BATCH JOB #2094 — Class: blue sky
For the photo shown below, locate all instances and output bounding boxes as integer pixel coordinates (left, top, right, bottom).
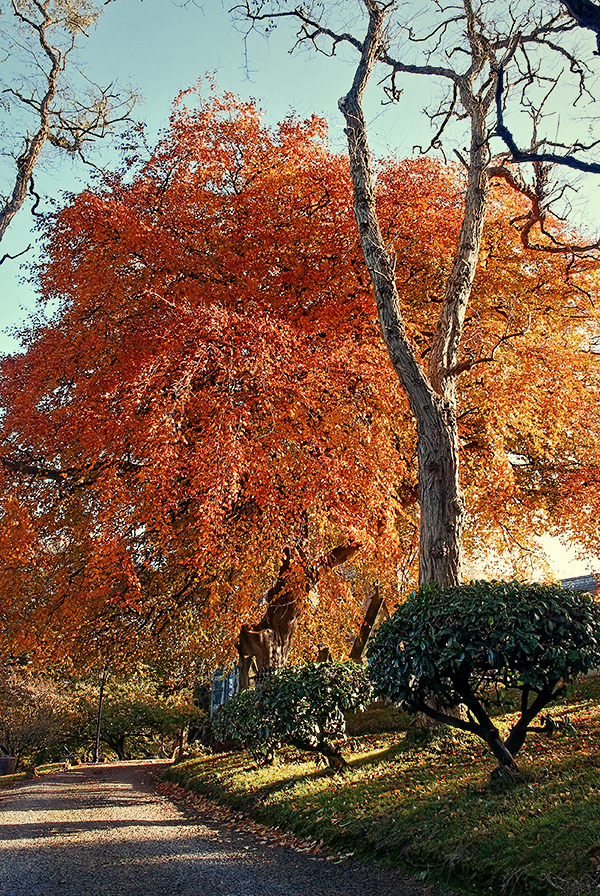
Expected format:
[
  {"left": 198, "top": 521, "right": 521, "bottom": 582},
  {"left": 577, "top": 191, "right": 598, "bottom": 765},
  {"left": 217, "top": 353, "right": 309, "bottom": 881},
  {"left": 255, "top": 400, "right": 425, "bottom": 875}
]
[{"left": 0, "top": 0, "right": 596, "bottom": 578}]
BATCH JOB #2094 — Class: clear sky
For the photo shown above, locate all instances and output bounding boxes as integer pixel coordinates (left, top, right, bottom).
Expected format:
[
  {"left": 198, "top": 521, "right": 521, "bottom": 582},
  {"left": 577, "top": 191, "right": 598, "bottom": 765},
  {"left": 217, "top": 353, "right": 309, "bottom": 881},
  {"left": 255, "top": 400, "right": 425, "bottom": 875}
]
[{"left": 0, "top": 0, "right": 597, "bottom": 579}]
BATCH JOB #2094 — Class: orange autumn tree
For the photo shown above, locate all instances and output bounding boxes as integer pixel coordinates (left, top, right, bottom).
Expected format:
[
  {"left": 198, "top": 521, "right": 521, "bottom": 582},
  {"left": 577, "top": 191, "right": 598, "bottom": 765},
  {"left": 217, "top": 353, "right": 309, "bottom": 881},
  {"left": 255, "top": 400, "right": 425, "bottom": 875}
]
[
  {"left": 1, "top": 86, "right": 599, "bottom": 670},
  {"left": 0, "top": 88, "right": 410, "bottom": 670}
]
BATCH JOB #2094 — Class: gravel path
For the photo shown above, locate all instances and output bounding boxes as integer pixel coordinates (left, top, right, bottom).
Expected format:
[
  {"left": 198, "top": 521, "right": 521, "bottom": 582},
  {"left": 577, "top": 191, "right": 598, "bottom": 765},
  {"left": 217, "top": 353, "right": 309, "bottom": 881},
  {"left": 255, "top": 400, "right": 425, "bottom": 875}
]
[{"left": 0, "top": 761, "right": 449, "bottom": 896}]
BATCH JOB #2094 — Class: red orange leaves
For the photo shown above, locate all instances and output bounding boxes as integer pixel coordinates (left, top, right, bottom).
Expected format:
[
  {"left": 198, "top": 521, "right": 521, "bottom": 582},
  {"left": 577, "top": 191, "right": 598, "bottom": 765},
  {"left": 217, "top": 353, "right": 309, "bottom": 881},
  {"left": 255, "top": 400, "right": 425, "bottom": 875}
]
[{"left": 0, "top": 86, "right": 599, "bottom": 666}]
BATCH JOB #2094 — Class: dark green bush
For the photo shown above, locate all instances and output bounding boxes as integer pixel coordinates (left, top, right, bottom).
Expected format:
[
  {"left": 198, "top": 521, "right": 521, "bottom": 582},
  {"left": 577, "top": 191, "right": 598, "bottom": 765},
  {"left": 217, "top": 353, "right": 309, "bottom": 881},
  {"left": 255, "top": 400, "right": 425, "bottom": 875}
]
[
  {"left": 368, "top": 580, "right": 600, "bottom": 773},
  {"left": 212, "top": 687, "right": 279, "bottom": 763},
  {"left": 212, "top": 660, "right": 372, "bottom": 767}
]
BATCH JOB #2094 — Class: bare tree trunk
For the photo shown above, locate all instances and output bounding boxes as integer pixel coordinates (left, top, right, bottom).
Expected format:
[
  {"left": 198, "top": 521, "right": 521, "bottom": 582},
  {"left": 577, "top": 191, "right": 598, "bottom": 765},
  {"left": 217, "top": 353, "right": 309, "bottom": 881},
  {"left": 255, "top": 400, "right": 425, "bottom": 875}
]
[
  {"left": 338, "top": 0, "right": 497, "bottom": 585},
  {"left": 338, "top": 2, "right": 467, "bottom": 586},
  {"left": 236, "top": 547, "right": 299, "bottom": 674},
  {"left": 239, "top": 1, "right": 510, "bottom": 586},
  {"left": 236, "top": 543, "right": 359, "bottom": 675},
  {"left": 0, "top": 5, "right": 60, "bottom": 246},
  {"left": 416, "top": 407, "right": 463, "bottom": 585}
]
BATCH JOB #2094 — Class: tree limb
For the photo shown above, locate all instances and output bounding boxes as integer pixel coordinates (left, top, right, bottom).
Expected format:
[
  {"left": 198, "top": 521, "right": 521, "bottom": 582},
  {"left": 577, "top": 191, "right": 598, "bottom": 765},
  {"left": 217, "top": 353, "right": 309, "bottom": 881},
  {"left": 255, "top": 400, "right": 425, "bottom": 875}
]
[
  {"left": 494, "top": 67, "right": 600, "bottom": 174},
  {"left": 561, "top": 0, "right": 600, "bottom": 53},
  {"left": 0, "top": 1, "right": 137, "bottom": 246},
  {"left": 0, "top": 244, "right": 32, "bottom": 267}
]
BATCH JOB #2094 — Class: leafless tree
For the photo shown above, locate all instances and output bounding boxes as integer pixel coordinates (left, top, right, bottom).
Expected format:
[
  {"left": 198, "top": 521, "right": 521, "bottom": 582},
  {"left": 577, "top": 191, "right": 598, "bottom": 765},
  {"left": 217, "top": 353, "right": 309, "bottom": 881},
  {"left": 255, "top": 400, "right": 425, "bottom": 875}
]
[
  {"left": 237, "top": 0, "right": 600, "bottom": 587},
  {"left": 0, "top": 0, "right": 137, "bottom": 255}
]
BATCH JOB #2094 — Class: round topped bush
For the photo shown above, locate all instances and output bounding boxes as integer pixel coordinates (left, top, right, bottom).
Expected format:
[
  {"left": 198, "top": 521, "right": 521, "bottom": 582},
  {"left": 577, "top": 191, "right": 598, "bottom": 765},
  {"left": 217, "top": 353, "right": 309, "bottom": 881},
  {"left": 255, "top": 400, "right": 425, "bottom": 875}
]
[{"left": 368, "top": 580, "right": 600, "bottom": 773}]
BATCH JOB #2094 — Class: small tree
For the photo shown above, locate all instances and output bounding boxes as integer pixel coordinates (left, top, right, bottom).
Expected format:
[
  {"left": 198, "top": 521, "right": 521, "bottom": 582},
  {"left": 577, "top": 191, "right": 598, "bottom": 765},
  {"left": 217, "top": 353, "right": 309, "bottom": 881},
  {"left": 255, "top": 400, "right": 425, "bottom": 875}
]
[
  {"left": 368, "top": 581, "right": 600, "bottom": 774},
  {"left": 0, "top": 673, "right": 75, "bottom": 768},
  {"left": 74, "top": 676, "right": 203, "bottom": 760},
  {"left": 213, "top": 660, "right": 372, "bottom": 768}
]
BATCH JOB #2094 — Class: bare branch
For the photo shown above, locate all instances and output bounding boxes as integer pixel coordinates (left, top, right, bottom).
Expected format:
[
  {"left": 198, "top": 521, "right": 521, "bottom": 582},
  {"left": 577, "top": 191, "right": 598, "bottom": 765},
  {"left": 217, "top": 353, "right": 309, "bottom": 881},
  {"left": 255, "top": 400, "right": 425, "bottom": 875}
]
[
  {"left": 494, "top": 67, "right": 600, "bottom": 174},
  {"left": 1, "top": 456, "right": 67, "bottom": 485},
  {"left": 413, "top": 81, "right": 458, "bottom": 155},
  {"left": 0, "top": 1, "right": 62, "bottom": 244},
  {"left": 0, "top": 1, "right": 137, "bottom": 247},
  {"left": 490, "top": 160, "right": 600, "bottom": 254},
  {"left": 0, "top": 244, "right": 31, "bottom": 267},
  {"left": 561, "top": 0, "right": 600, "bottom": 53},
  {"left": 448, "top": 324, "right": 532, "bottom": 377},
  {"left": 235, "top": 1, "right": 364, "bottom": 55},
  {"left": 29, "top": 175, "right": 42, "bottom": 216}
]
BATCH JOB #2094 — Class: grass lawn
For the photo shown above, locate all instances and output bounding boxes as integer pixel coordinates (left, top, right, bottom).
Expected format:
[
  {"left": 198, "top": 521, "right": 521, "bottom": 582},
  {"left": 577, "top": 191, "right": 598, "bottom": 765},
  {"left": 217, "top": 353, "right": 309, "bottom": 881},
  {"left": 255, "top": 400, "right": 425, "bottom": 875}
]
[
  {"left": 166, "top": 678, "right": 600, "bottom": 896},
  {"left": 0, "top": 762, "right": 65, "bottom": 789}
]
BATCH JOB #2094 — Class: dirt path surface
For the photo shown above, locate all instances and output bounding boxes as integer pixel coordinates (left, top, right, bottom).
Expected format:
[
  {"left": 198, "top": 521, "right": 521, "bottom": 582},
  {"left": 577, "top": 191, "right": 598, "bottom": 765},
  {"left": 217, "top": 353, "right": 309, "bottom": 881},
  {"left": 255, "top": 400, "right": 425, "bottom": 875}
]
[{"left": 0, "top": 761, "right": 447, "bottom": 896}]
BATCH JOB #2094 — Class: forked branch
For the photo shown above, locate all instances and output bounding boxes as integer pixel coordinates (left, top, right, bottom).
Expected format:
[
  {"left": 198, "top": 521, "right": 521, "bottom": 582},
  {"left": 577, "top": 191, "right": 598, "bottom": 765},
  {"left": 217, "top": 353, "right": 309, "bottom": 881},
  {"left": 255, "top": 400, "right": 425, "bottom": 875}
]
[
  {"left": 494, "top": 67, "right": 600, "bottom": 175},
  {"left": 0, "top": 0, "right": 137, "bottom": 246},
  {"left": 490, "top": 161, "right": 600, "bottom": 254}
]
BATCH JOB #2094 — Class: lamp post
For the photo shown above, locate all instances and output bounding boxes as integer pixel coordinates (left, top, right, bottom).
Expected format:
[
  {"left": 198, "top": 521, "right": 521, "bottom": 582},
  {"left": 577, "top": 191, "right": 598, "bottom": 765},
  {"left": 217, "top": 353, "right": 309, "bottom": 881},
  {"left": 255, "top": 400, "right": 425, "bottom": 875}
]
[{"left": 93, "top": 665, "right": 108, "bottom": 763}]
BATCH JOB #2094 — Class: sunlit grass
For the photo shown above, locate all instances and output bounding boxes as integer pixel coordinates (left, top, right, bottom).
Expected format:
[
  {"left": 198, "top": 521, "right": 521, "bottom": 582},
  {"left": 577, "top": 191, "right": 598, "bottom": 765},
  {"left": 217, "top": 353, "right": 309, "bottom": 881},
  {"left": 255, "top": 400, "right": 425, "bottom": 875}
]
[
  {"left": 168, "top": 678, "right": 600, "bottom": 895},
  {"left": 0, "top": 761, "right": 66, "bottom": 789},
  {"left": 0, "top": 772, "right": 25, "bottom": 789}
]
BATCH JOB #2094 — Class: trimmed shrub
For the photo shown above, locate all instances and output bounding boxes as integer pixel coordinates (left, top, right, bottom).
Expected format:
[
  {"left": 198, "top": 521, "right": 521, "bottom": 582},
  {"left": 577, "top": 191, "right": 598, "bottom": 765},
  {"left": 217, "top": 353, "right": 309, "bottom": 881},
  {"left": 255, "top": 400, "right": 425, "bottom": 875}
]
[
  {"left": 368, "top": 580, "right": 600, "bottom": 773},
  {"left": 213, "top": 660, "right": 372, "bottom": 767}
]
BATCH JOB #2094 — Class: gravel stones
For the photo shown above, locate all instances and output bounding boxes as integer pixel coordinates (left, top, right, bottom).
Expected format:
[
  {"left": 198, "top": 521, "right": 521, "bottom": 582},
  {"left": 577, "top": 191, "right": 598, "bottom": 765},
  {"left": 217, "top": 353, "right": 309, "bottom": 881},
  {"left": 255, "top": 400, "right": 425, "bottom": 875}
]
[{"left": 0, "top": 761, "right": 448, "bottom": 896}]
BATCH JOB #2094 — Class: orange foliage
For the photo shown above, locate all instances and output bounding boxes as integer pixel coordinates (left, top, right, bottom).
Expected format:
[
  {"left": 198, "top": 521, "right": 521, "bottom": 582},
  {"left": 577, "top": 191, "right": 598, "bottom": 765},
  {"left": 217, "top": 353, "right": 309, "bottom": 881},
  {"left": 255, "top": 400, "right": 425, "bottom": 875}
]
[{"left": 0, "top": 85, "right": 599, "bottom": 668}]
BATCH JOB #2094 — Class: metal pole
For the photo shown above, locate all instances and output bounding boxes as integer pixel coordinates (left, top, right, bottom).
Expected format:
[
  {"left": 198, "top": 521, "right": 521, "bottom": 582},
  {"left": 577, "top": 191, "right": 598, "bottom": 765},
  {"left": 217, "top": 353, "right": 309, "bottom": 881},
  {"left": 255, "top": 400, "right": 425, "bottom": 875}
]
[{"left": 93, "top": 665, "right": 108, "bottom": 763}]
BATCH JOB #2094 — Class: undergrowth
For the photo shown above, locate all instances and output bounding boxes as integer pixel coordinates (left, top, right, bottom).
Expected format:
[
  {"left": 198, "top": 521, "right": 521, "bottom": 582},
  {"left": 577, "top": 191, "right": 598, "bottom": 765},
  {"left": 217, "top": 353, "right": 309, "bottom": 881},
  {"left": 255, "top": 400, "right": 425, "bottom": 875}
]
[{"left": 166, "top": 677, "right": 600, "bottom": 895}]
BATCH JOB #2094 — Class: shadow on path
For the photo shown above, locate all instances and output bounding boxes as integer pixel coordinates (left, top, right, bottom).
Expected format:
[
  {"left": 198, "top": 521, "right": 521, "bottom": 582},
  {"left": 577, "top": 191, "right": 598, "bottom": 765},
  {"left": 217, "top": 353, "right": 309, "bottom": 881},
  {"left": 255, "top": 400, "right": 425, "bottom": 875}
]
[{"left": 0, "top": 760, "right": 450, "bottom": 896}]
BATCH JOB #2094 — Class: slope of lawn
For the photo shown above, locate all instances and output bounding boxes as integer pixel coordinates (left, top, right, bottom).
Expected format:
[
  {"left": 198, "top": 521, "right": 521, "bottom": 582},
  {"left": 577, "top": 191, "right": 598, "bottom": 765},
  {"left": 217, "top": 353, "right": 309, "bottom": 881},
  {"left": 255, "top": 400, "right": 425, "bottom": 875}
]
[
  {"left": 0, "top": 762, "right": 66, "bottom": 789},
  {"left": 166, "top": 678, "right": 600, "bottom": 896}
]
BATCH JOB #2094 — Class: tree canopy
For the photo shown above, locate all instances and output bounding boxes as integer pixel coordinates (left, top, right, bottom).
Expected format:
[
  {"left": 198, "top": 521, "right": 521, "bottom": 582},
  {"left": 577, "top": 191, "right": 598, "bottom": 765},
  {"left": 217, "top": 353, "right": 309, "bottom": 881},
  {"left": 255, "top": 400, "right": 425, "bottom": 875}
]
[{"left": 1, "top": 86, "right": 599, "bottom": 669}]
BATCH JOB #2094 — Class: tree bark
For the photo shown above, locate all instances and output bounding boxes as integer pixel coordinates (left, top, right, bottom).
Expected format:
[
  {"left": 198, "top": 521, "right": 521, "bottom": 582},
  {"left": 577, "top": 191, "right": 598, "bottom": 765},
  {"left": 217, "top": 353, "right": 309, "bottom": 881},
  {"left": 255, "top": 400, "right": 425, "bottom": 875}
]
[
  {"left": 288, "top": 736, "right": 347, "bottom": 769},
  {"left": 104, "top": 735, "right": 126, "bottom": 761},
  {"left": 337, "top": 0, "right": 498, "bottom": 585},
  {"left": 0, "top": 4, "right": 61, "bottom": 245},
  {"left": 452, "top": 676, "right": 523, "bottom": 772},
  {"left": 504, "top": 682, "right": 558, "bottom": 757},
  {"left": 337, "top": 1, "right": 468, "bottom": 586},
  {"left": 236, "top": 543, "right": 359, "bottom": 675},
  {"left": 349, "top": 583, "right": 389, "bottom": 661},
  {"left": 1, "top": 2, "right": 136, "bottom": 252},
  {"left": 485, "top": 728, "right": 520, "bottom": 773}
]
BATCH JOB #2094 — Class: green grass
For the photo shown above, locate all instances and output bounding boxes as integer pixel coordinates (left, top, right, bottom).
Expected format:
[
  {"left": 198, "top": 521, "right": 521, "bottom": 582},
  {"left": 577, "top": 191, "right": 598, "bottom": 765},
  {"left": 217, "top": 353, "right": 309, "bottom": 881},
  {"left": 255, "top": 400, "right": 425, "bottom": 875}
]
[
  {"left": 0, "top": 772, "right": 25, "bottom": 789},
  {"left": 166, "top": 678, "right": 600, "bottom": 896},
  {"left": 345, "top": 704, "right": 410, "bottom": 735}
]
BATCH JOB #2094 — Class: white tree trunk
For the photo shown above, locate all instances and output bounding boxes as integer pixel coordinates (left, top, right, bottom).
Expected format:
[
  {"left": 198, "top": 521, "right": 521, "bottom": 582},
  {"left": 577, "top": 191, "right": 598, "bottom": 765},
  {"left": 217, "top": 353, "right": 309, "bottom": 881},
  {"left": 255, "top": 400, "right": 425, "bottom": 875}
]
[{"left": 338, "top": 0, "right": 494, "bottom": 586}]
